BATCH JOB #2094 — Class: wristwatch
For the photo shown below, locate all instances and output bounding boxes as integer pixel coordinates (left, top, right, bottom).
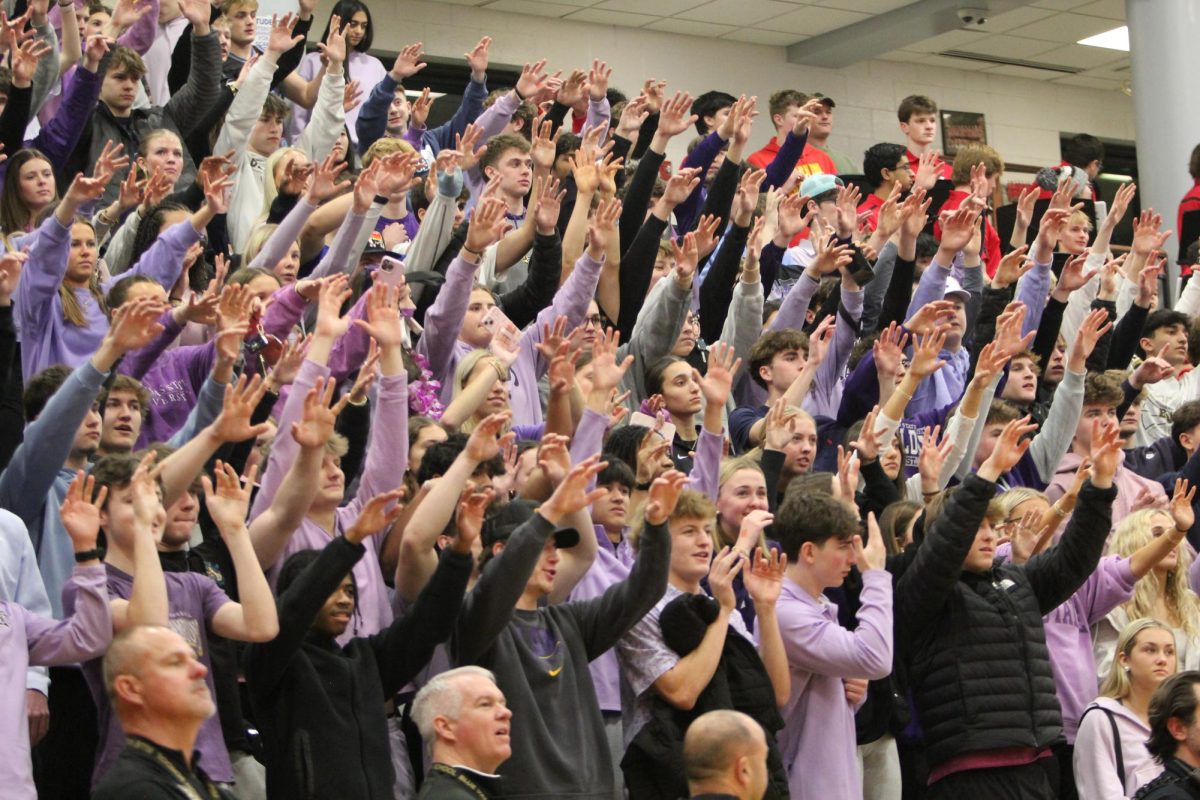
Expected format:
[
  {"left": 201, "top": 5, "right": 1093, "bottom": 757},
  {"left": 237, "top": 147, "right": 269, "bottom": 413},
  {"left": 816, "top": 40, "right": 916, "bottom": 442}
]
[{"left": 74, "top": 548, "right": 102, "bottom": 563}]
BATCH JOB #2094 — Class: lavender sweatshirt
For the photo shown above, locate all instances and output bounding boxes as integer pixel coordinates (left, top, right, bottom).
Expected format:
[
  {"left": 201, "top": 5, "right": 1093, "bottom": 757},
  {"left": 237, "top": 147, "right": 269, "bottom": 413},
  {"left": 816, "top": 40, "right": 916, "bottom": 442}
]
[
  {"left": 15, "top": 216, "right": 199, "bottom": 379},
  {"left": 250, "top": 358, "right": 407, "bottom": 643},
  {"left": 1, "top": 565, "right": 112, "bottom": 800}
]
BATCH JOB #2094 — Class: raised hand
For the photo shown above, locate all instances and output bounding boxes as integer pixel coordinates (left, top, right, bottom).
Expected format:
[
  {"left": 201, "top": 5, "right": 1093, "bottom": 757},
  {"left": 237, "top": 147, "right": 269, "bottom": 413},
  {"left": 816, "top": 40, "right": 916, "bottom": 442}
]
[
  {"left": 656, "top": 91, "right": 697, "bottom": 138},
  {"left": 1068, "top": 307, "right": 1112, "bottom": 370},
  {"left": 202, "top": 460, "right": 256, "bottom": 534},
  {"left": 978, "top": 416, "right": 1038, "bottom": 480},
  {"left": 10, "top": 36, "right": 51, "bottom": 87},
  {"left": 515, "top": 59, "right": 554, "bottom": 101},
  {"left": 873, "top": 322, "right": 908, "bottom": 381},
  {"left": 849, "top": 406, "right": 883, "bottom": 463},
  {"left": 732, "top": 167, "right": 766, "bottom": 224},
  {"left": 587, "top": 59, "right": 611, "bottom": 102},
  {"left": 763, "top": 398, "right": 798, "bottom": 453},
  {"left": 465, "top": 197, "right": 512, "bottom": 254},
  {"left": 345, "top": 487, "right": 407, "bottom": 544},
  {"left": 833, "top": 445, "right": 861, "bottom": 505},
  {"left": 540, "top": 455, "right": 609, "bottom": 523},
  {"left": 937, "top": 205, "right": 982, "bottom": 253},
  {"left": 464, "top": 35, "right": 491, "bottom": 81},
  {"left": 291, "top": 376, "right": 346, "bottom": 448},
  {"left": 392, "top": 41, "right": 426, "bottom": 80},
  {"left": 315, "top": 274, "right": 352, "bottom": 339},
  {"left": 465, "top": 411, "right": 515, "bottom": 463},
  {"left": 60, "top": 471, "right": 107, "bottom": 551},
  {"left": 914, "top": 150, "right": 944, "bottom": 191},
  {"left": 708, "top": 546, "right": 745, "bottom": 610},
  {"left": 917, "top": 425, "right": 954, "bottom": 490},
  {"left": 662, "top": 166, "right": 702, "bottom": 209},
  {"left": 318, "top": 14, "right": 348, "bottom": 66},
  {"left": 266, "top": 12, "right": 303, "bottom": 54},
  {"left": 696, "top": 341, "right": 742, "bottom": 408},
  {"left": 105, "top": 296, "right": 166, "bottom": 353},
  {"left": 854, "top": 512, "right": 886, "bottom": 571},
  {"left": 909, "top": 327, "right": 948, "bottom": 378},
  {"left": 353, "top": 284, "right": 404, "bottom": 349},
  {"left": 589, "top": 327, "right": 633, "bottom": 394},
  {"left": 211, "top": 375, "right": 272, "bottom": 443},
  {"left": 744, "top": 546, "right": 786, "bottom": 607},
  {"left": 1131, "top": 344, "right": 1174, "bottom": 389},
  {"left": 454, "top": 486, "right": 495, "bottom": 554},
  {"left": 672, "top": 231, "right": 701, "bottom": 286},
  {"left": 991, "top": 245, "right": 1032, "bottom": 289},
  {"left": 777, "top": 192, "right": 815, "bottom": 241},
  {"left": 587, "top": 197, "right": 622, "bottom": 256},
  {"left": 1170, "top": 478, "right": 1197, "bottom": 533},
  {"left": 1089, "top": 419, "right": 1122, "bottom": 488}
]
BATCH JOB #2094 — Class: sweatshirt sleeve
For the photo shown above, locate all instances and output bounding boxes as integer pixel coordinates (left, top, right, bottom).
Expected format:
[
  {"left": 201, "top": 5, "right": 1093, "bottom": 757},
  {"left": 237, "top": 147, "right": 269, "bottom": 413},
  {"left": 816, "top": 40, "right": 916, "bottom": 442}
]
[
  {"left": 769, "top": 271, "right": 820, "bottom": 332},
  {"left": 1028, "top": 367, "right": 1084, "bottom": 484},
  {"left": 214, "top": 50, "right": 274, "bottom": 158},
  {"left": 14, "top": 214, "right": 72, "bottom": 339},
  {"left": 778, "top": 569, "right": 893, "bottom": 680},
  {"left": 295, "top": 67, "right": 346, "bottom": 162},
  {"left": 415, "top": 255, "right": 475, "bottom": 388},
  {"left": 249, "top": 358, "right": 325, "bottom": 526},
  {"left": 1024, "top": 481, "right": 1117, "bottom": 614},
  {"left": 127, "top": 218, "right": 201, "bottom": 290},
  {"left": 163, "top": 30, "right": 221, "bottom": 139},
  {"left": 1016, "top": 255, "right": 1053, "bottom": 337},
  {"left": 569, "top": 517, "right": 671, "bottom": 661},
  {"left": 24, "top": 564, "right": 112, "bottom": 665},
  {"left": 351, "top": 373, "right": 408, "bottom": 508}
]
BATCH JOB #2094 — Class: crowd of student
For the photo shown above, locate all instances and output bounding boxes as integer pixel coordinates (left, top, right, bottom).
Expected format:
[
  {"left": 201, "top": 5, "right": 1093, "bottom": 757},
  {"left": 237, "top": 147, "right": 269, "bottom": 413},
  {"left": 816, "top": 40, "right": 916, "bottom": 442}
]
[{"left": 6, "top": 0, "right": 1200, "bottom": 798}]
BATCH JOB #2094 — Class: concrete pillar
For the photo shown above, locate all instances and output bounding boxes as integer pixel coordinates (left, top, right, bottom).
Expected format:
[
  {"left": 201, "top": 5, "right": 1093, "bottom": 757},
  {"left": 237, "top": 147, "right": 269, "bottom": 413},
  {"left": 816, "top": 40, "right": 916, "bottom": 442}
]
[{"left": 1127, "top": 0, "right": 1200, "bottom": 301}]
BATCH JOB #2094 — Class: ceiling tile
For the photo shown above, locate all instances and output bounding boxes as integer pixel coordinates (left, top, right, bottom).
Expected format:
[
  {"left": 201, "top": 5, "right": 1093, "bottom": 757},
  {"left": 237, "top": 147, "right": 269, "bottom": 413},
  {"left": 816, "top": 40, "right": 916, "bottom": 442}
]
[
  {"left": 643, "top": 17, "right": 738, "bottom": 37},
  {"left": 591, "top": 0, "right": 706, "bottom": 13},
  {"left": 964, "top": 33, "right": 1067, "bottom": 59},
  {"left": 562, "top": 7, "right": 657, "bottom": 25},
  {"left": 683, "top": 0, "right": 797, "bottom": 26},
  {"left": 812, "top": 0, "right": 915, "bottom": 11},
  {"left": 1028, "top": 42, "right": 1128, "bottom": 69},
  {"left": 721, "top": 28, "right": 805, "bottom": 46},
  {"left": 1071, "top": 0, "right": 1125, "bottom": 20},
  {"left": 974, "top": 6, "right": 1056, "bottom": 33},
  {"left": 1007, "top": 12, "right": 1122, "bottom": 43},
  {"left": 766, "top": 5, "right": 871, "bottom": 35},
  {"left": 480, "top": 0, "right": 578, "bottom": 14}
]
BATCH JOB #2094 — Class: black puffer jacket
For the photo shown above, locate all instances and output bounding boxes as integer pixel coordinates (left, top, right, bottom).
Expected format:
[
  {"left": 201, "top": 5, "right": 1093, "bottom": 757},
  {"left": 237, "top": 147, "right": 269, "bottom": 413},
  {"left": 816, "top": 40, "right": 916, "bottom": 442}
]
[{"left": 895, "top": 473, "right": 1115, "bottom": 772}]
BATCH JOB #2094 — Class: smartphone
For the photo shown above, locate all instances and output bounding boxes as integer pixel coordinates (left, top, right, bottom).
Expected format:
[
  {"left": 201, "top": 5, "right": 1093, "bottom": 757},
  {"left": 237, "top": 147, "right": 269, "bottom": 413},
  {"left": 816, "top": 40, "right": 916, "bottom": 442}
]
[
  {"left": 482, "top": 306, "right": 521, "bottom": 353},
  {"left": 630, "top": 411, "right": 676, "bottom": 446},
  {"left": 375, "top": 255, "right": 406, "bottom": 288}
]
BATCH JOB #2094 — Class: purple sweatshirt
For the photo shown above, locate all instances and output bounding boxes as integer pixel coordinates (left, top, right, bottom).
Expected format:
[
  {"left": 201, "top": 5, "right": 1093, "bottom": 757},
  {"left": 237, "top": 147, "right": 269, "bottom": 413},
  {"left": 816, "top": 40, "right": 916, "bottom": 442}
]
[
  {"left": 250, "top": 358, "right": 407, "bottom": 643},
  {"left": 16, "top": 216, "right": 199, "bottom": 379},
  {"left": 420, "top": 251, "right": 603, "bottom": 428},
  {"left": 776, "top": 569, "right": 893, "bottom": 800},
  {"left": 0, "top": 565, "right": 111, "bottom": 800}
]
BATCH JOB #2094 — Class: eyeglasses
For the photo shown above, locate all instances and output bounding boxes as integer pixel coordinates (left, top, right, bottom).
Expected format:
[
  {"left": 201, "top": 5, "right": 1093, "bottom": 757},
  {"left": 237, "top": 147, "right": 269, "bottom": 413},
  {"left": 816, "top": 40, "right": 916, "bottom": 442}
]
[{"left": 585, "top": 314, "right": 603, "bottom": 328}]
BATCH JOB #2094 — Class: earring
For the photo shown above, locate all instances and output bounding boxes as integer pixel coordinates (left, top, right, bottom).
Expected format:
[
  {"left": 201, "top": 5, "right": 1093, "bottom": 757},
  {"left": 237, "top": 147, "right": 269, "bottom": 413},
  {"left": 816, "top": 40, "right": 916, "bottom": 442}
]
[{"left": 1124, "top": 666, "right": 1131, "bottom": 673}]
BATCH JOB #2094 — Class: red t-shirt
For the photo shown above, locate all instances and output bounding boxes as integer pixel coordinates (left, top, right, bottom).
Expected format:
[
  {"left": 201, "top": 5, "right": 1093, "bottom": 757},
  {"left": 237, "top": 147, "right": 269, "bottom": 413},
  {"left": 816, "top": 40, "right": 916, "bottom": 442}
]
[
  {"left": 934, "top": 189, "right": 1002, "bottom": 279},
  {"left": 858, "top": 193, "right": 885, "bottom": 232}
]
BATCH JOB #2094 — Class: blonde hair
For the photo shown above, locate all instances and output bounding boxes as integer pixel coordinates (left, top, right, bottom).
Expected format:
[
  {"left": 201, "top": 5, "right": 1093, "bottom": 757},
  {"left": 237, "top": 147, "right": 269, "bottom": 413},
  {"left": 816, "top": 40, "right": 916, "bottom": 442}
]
[
  {"left": 1110, "top": 509, "right": 1200, "bottom": 637},
  {"left": 716, "top": 455, "right": 767, "bottom": 550},
  {"left": 59, "top": 219, "right": 105, "bottom": 327},
  {"left": 261, "top": 147, "right": 304, "bottom": 216},
  {"left": 452, "top": 349, "right": 508, "bottom": 433},
  {"left": 363, "top": 137, "right": 416, "bottom": 168},
  {"left": 241, "top": 223, "right": 277, "bottom": 267},
  {"left": 1099, "top": 617, "right": 1175, "bottom": 699},
  {"left": 629, "top": 488, "right": 716, "bottom": 552},
  {"left": 995, "top": 487, "right": 1049, "bottom": 519},
  {"left": 1067, "top": 208, "right": 1093, "bottom": 231}
]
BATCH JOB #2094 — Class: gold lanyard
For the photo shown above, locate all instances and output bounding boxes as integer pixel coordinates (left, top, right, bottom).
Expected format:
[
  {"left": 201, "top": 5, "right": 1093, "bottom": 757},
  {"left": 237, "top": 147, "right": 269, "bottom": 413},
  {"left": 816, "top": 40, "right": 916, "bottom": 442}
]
[
  {"left": 431, "top": 763, "right": 491, "bottom": 800},
  {"left": 126, "top": 738, "right": 221, "bottom": 800}
]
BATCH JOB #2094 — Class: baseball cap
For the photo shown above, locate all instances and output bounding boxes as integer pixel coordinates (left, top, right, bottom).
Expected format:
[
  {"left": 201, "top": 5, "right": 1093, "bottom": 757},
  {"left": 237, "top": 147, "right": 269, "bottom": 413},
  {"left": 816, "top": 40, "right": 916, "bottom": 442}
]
[
  {"left": 799, "top": 173, "right": 844, "bottom": 200},
  {"left": 482, "top": 499, "right": 580, "bottom": 549},
  {"left": 810, "top": 92, "right": 836, "bottom": 108},
  {"left": 943, "top": 276, "right": 970, "bottom": 303}
]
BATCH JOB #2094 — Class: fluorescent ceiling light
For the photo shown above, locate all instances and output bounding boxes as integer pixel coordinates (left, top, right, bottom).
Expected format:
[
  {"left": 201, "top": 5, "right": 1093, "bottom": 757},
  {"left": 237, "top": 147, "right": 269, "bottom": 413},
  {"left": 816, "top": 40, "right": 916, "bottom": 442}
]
[{"left": 1078, "top": 25, "right": 1129, "bottom": 51}]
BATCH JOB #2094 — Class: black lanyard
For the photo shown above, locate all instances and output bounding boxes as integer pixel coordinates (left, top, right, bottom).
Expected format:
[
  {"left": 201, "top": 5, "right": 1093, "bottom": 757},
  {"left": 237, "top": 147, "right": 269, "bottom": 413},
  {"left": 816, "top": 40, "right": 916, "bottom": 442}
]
[
  {"left": 126, "top": 738, "right": 221, "bottom": 800},
  {"left": 431, "top": 763, "right": 491, "bottom": 800}
]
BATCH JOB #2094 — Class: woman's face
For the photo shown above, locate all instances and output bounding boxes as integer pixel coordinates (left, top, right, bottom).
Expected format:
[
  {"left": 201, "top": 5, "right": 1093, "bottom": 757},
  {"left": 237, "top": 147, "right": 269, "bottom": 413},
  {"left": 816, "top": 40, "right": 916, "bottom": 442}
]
[
  {"left": 345, "top": 10, "right": 369, "bottom": 48},
  {"left": 408, "top": 425, "right": 447, "bottom": 477},
  {"left": 461, "top": 289, "right": 497, "bottom": 349},
  {"left": 18, "top": 158, "right": 55, "bottom": 211},
  {"left": 1059, "top": 220, "right": 1091, "bottom": 255},
  {"left": 880, "top": 434, "right": 902, "bottom": 480},
  {"left": 672, "top": 312, "right": 700, "bottom": 357},
  {"left": 649, "top": 253, "right": 674, "bottom": 294},
  {"left": 244, "top": 274, "right": 283, "bottom": 307},
  {"left": 331, "top": 129, "right": 349, "bottom": 163},
  {"left": 513, "top": 448, "right": 540, "bottom": 494},
  {"left": 272, "top": 242, "right": 303, "bottom": 284},
  {"left": 1120, "top": 627, "right": 1177, "bottom": 692},
  {"left": 659, "top": 361, "right": 701, "bottom": 418},
  {"left": 467, "top": 359, "right": 509, "bottom": 417},
  {"left": 141, "top": 132, "right": 184, "bottom": 183},
  {"left": 121, "top": 281, "right": 168, "bottom": 309},
  {"left": 716, "top": 468, "right": 769, "bottom": 543},
  {"left": 65, "top": 222, "right": 98, "bottom": 285}
]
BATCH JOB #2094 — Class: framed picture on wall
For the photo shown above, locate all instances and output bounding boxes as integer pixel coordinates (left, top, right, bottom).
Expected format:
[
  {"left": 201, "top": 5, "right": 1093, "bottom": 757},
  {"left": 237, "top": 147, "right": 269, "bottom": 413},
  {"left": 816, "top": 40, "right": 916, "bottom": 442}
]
[{"left": 941, "top": 110, "right": 987, "bottom": 158}]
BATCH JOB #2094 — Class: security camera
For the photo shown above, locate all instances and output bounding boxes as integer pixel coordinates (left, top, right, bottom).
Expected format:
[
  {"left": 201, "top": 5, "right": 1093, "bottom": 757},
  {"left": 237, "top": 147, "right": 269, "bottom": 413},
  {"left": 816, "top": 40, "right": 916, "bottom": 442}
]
[{"left": 957, "top": 7, "right": 988, "bottom": 25}]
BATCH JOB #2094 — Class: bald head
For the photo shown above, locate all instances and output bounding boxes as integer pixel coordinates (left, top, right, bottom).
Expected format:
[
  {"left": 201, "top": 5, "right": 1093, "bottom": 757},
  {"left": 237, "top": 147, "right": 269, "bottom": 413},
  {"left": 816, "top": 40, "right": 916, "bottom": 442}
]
[
  {"left": 103, "top": 625, "right": 167, "bottom": 701},
  {"left": 684, "top": 710, "right": 769, "bottom": 799},
  {"left": 102, "top": 624, "right": 214, "bottom": 725}
]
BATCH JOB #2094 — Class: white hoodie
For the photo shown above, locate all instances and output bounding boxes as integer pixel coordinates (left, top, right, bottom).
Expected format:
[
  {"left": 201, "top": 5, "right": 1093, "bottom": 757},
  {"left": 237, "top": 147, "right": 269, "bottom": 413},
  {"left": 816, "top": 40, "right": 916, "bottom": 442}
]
[{"left": 1073, "top": 695, "right": 1164, "bottom": 799}]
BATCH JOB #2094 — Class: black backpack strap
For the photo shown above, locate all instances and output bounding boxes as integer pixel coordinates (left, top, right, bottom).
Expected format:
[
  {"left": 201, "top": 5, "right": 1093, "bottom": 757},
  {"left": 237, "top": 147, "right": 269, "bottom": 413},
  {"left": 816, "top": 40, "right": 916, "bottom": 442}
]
[{"left": 1081, "top": 704, "right": 1125, "bottom": 788}]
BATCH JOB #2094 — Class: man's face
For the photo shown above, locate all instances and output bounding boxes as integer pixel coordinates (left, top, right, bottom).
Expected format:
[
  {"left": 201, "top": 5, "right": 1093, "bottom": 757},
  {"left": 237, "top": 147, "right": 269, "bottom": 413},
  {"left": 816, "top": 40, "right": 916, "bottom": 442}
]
[
  {"left": 973, "top": 422, "right": 1006, "bottom": 469},
  {"left": 161, "top": 490, "right": 200, "bottom": 550},
  {"left": 1060, "top": 220, "right": 1091, "bottom": 255},
  {"left": 900, "top": 112, "right": 938, "bottom": 147},
  {"left": 101, "top": 389, "right": 144, "bottom": 453},
  {"left": 316, "top": 453, "right": 345, "bottom": 508},
  {"left": 248, "top": 115, "right": 284, "bottom": 157},
  {"left": 229, "top": 5, "right": 257, "bottom": 46},
  {"left": 804, "top": 536, "right": 856, "bottom": 590},
  {"left": 591, "top": 482, "right": 630, "bottom": 534},
  {"left": 963, "top": 519, "right": 997, "bottom": 572},
  {"left": 773, "top": 104, "right": 802, "bottom": 135},
  {"left": 649, "top": 253, "right": 675, "bottom": 294},
  {"left": 100, "top": 480, "right": 166, "bottom": 551},
  {"left": 445, "top": 674, "right": 512, "bottom": 769},
  {"left": 523, "top": 539, "right": 561, "bottom": 598},
  {"left": 1045, "top": 341, "right": 1066, "bottom": 384},
  {"left": 1074, "top": 403, "right": 1118, "bottom": 452},
  {"left": 72, "top": 401, "right": 103, "bottom": 457},
  {"left": 704, "top": 106, "right": 731, "bottom": 134},
  {"left": 1120, "top": 400, "right": 1142, "bottom": 442},
  {"left": 943, "top": 297, "right": 967, "bottom": 349},
  {"left": 581, "top": 300, "right": 601, "bottom": 351},
  {"left": 1000, "top": 357, "right": 1038, "bottom": 405},
  {"left": 782, "top": 417, "right": 817, "bottom": 476},
  {"left": 483, "top": 148, "right": 533, "bottom": 200},
  {"left": 461, "top": 289, "right": 497, "bottom": 349},
  {"left": 213, "top": 25, "right": 231, "bottom": 61},
  {"left": 761, "top": 348, "right": 805, "bottom": 393},
  {"left": 410, "top": 426, "right": 448, "bottom": 477},
  {"left": 86, "top": 10, "right": 110, "bottom": 37},
  {"left": 388, "top": 92, "right": 410, "bottom": 134},
  {"left": 121, "top": 628, "right": 215, "bottom": 722},
  {"left": 669, "top": 516, "right": 714, "bottom": 585},
  {"left": 101, "top": 69, "right": 141, "bottom": 114},
  {"left": 1143, "top": 323, "right": 1190, "bottom": 368},
  {"left": 315, "top": 574, "right": 356, "bottom": 637},
  {"left": 810, "top": 103, "right": 833, "bottom": 138}
]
